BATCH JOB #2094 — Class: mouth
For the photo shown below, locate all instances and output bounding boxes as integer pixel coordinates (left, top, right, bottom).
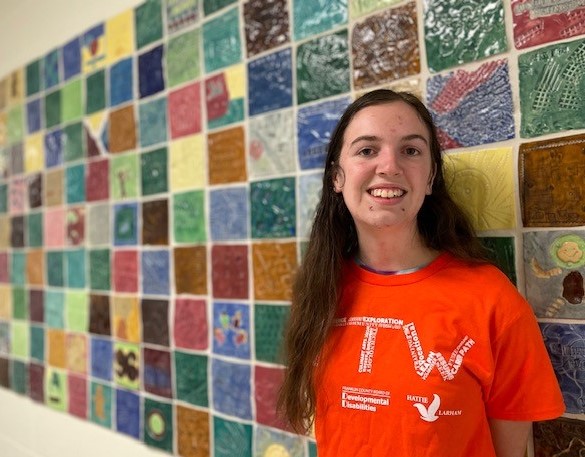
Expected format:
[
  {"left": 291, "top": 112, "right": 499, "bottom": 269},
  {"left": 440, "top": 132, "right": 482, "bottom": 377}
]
[{"left": 369, "top": 187, "right": 406, "bottom": 199}]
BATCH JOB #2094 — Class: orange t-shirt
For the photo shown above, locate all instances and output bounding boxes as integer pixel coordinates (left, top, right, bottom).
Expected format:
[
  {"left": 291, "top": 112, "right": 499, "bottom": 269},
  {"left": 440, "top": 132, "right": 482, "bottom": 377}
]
[{"left": 315, "top": 253, "right": 565, "bottom": 457}]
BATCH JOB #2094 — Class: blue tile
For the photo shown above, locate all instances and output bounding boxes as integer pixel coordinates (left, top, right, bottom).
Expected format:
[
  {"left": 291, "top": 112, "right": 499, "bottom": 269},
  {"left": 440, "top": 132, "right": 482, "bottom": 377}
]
[
  {"left": 45, "top": 129, "right": 63, "bottom": 168},
  {"left": 91, "top": 337, "right": 113, "bottom": 381},
  {"left": 248, "top": 48, "right": 293, "bottom": 116},
  {"left": 114, "top": 203, "right": 139, "bottom": 246},
  {"left": 138, "top": 46, "right": 165, "bottom": 98},
  {"left": 116, "top": 389, "right": 140, "bottom": 439},
  {"left": 139, "top": 97, "right": 168, "bottom": 147},
  {"left": 44, "top": 49, "right": 60, "bottom": 89},
  {"left": 212, "top": 358, "right": 252, "bottom": 419},
  {"left": 110, "top": 58, "right": 134, "bottom": 107},
  {"left": 212, "top": 301, "right": 251, "bottom": 359},
  {"left": 26, "top": 99, "right": 42, "bottom": 134},
  {"left": 62, "top": 37, "right": 81, "bottom": 81},
  {"left": 210, "top": 187, "right": 248, "bottom": 240},
  {"left": 66, "top": 164, "right": 86, "bottom": 204},
  {"left": 141, "top": 250, "right": 170, "bottom": 296}
]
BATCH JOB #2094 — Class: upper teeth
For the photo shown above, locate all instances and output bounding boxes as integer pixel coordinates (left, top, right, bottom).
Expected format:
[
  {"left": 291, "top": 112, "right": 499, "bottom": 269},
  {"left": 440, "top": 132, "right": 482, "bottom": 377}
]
[{"left": 371, "top": 188, "right": 404, "bottom": 198}]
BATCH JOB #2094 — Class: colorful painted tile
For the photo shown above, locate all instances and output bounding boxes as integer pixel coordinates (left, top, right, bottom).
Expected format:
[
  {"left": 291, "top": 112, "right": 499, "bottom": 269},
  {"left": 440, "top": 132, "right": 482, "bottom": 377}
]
[
  {"left": 298, "top": 172, "right": 322, "bottom": 238},
  {"left": 353, "top": 3, "right": 419, "bottom": 89},
  {"left": 9, "top": 144, "right": 24, "bottom": 177},
  {"left": 139, "top": 97, "right": 167, "bottom": 147},
  {"left": 44, "top": 89, "right": 61, "bottom": 129},
  {"left": 169, "top": 135, "right": 206, "bottom": 191},
  {"left": 114, "top": 203, "right": 138, "bottom": 246},
  {"left": 167, "top": 0, "right": 200, "bottom": 34},
  {"left": 174, "top": 298, "right": 208, "bottom": 350},
  {"left": 167, "top": 28, "right": 201, "bottom": 88},
  {"left": 177, "top": 406, "right": 209, "bottom": 457},
  {"left": 427, "top": 60, "right": 514, "bottom": 149},
  {"left": 203, "top": 6, "right": 241, "bottom": 73},
  {"left": 90, "top": 381, "right": 112, "bottom": 428},
  {"left": 81, "top": 25, "right": 106, "bottom": 73},
  {"left": 66, "top": 333, "right": 87, "bottom": 374},
  {"left": 66, "top": 164, "right": 86, "bottom": 204},
  {"left": 519, "top": 133, "right": 585, "bottom": 226},
  {"left": 68, "top": 374, "right": 87, "bottom": 419},
  {"left": 533, "top": 417, "right": 585, "bottom": 457},
  {"left": 25, "top": 134, "right": 44, "bottom": 173},
  {"left": 205, "top": 65, "right": 245, "bottom": 130},
  {"left": 213, "top": 301, "right": 250, "bottom": 359},
  {"left": 0, "top": 253, "right": 8, "bottom": 282},
  {"left": 248, "top": 48, "right": 293, "bottom": 116},
  {"left": 512, "top": 1, "right": 585, "bottom": 50},
  {"left": 112, "top": 296, "right": 141, "bottom": 343},
  {"left": 28, "top": 362, "right": 44, "bottom": 401},
  {"left": 109, "top": 105, "right": 137, "bottom": 153},
  {"left": 168, "top": 82, "right": 202, "bottom": 139},
  {"left": 46, "top": 251, "right": 64, "bottom": 287},
  {"left": 210, "top": 187, "right": 248, "bottom": 241},
  {"left": 26, "top": 249, "right": 44, "bottom": 285},
  {"left": 297, "top": 96, "right": 350, "bottom": 170},
  {"left": 109, "top": 58, "right": 133, "bottom": 107},
  {"left": 141, "top": 147, "right": 168, "bottom": 195},
  {"left": 173, "top": 190, "right": 206, "bottom": 243},
  {"left": 143, "top": 348, "right": 172, "bottom": 397},
  {"left": 144, "top": 397, "right": 173, "bottom": 452},
  {"left": 0, "top": 185, "right": 5, "bottom": 214},
  {"left": 213, "top": 416, "right": 252, "bottom": 457},
  {"left": 90, "top": 337, "right": 113, "bottom": 381},
  {"left": 141, "top": 298, "right": 169, "bottom": 346},
  {"left": 105, "top": 10, "right": 134, "bottom": 64},
  {"left": 0, "top": 357, "right": 8, "bottom": 388},
  {"left": 30, "top": 324, "right": 44, "bottom": 361},
  {"left": 255, "top": 366, "right": 289, "bottom": 430},
  {"left": 174, "top": 246, "right": 207, "bottom": 295},
  {"left": 47, "top": 329, "right": 66, "bottom": 369},
  {"left": 28, "top": 173, "right": 43, "bottom": 208},
  {"left": 138, "top": 45, "right": 165, "bottom": 98},
  {"left": 113, "top": 250, "right": 139, "bottom": 293},
  {"left": 174, "top": 351, "right": 208, "bottom": 407},
  {"left": 86, "top": 158, "right": 109, "bottom": 201},
  {"left": 11, "top": 321, "right": 29, "bottom": 360},
  {"left": 62, "top": 122, "right": 85, "bottom": 162},
  {"left": 479, "top": 236, "right": 516, "bottom": 284},
  {"left": 89, "top": 294, "right": 111, "bottom": 336},
  {"left": 135, "top": 0, "right": 163, "bottom": 49},
  {"left": 253, "top": 241, "right": 297, "bottom": 301},
  {"left": 65, "top": 291, "right": 89, "bottom": 332},
  {"left": 26, "top": 59, "right": 42, "bottom": 96},
  {"left": 203, "top": 0, "right": 236, "bottom": 15},
  {"left": 250, "top": 177, "right": 296, "bottom": 238},
  {"left": 208, "top": 126, "right": 246, "bottom": 184},
  {"left": 142, "top": 199, "right": 169, "bottom": 245},
  {"left": 254, "top": 425, "right": 304, "bottom": 456},
  {"left": 211, "top": 245, "right": 248, "bottom": 299},
  {"left": 26, "top": 98, "right": 42, "bottom": 133},
  {"left": 293, "top": 0, "right": 347, "bottom": 40},
  {"left": 6, "top": 69, "right": 24, "bottom": 106},
  {"left": 0, "top": 321, "right": 9, "bottom": 353},
  {"left": 85, "top": 70, "right": 106, "bottom": 115},
  {"left": 7, "top": 105, "right": 24, "bottom": 145},
  {"left": 44, "top": 49, "right": 60, "bottom": 89},
  {"left": 443, "top": 148, "right": 516, "bottom": 231},
  {"left": 45, "top": 291, "right": 65, "bottom": 329},
  {"left": 46, "top": 368, "right": 68, "bottom": 412},
  {"left": 89, "top": 249, "right": 110, "bottom": 292},
  {"left": 540, "top": 322, "right": 585, "bottom": 414},
  {"left": 62, "top": 37, "right": 81, "bottom": 80},
  {"left": 142, "top": 250, "right": 170, "bottom": 296},
  {"left": 116, "top": 388, "right": 140, "bottom": 439},
  {"left": 60, "top": 77, "right": 82, "bottom": 122},
  {"left": 110, "top": 153, "right": 139, "bottom": 200},
  {"left": 211, "top": 358, "right": 252, "bottom": 419},
  {"left": 425, "top": 0, "right": 507, "bottom": 72},
  {"left": 44, "top": 129, "right": 63, "bottom": 169},
  {"left": 248, "top": 109, "right": 295, "bottom": 178},
  {"left": 524, "top": 230, "right": 585, "bottom": 319},
  {"left": 114, "top": 341, "right": 140, "bottom": 390},
  {"left": 66, "top": 249, "right": 86, "bottom": 288},
  {"left": 44, "top": 208, "right": 65, "bottom": 248},
  {"left": 244, "top": 0, "right": 289, "bottom": 57},
  {"left": 87, "top": 203, "right": 111, "bottom": 246}
]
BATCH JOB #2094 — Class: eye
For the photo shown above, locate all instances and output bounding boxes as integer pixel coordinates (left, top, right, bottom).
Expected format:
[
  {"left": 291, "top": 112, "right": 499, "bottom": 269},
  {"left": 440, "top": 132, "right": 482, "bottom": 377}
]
[
  {"left": 404, "top": 147, "right": 420, "bottom": 156},
  {"left": 358, "top": 147, "right": 375, "bottom": 157}
]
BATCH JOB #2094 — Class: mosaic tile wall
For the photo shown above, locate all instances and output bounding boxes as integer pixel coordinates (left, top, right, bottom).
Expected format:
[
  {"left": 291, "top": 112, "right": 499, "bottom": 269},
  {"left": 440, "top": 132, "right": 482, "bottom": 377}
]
[{"left": 0, "top": 0, "right": 584, "bottom": 455}]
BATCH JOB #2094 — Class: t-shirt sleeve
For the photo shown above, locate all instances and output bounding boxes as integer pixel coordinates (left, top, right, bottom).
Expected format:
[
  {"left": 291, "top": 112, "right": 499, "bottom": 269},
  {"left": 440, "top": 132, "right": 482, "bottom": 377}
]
[{"left": 485, "top": 298, "right": 565, "bottom": 421}]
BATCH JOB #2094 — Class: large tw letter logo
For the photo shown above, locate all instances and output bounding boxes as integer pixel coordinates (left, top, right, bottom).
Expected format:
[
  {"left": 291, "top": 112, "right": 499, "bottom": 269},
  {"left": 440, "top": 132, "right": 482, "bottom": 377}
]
[{"left": 403, "top": 322, "right": 475, "bottom": 381}]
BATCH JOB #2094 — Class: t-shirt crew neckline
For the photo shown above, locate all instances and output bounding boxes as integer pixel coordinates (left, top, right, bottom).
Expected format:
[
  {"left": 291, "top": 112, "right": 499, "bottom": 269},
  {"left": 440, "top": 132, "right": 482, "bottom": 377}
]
[{"left": 349, "top": 251, "right": 454, "bottom": 286}]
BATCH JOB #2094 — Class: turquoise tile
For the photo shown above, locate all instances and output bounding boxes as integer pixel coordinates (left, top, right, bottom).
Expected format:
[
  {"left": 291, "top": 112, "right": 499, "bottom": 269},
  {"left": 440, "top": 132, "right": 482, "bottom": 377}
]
[{"left": 203, "top": 7, "right": 241, "bottom": 73}]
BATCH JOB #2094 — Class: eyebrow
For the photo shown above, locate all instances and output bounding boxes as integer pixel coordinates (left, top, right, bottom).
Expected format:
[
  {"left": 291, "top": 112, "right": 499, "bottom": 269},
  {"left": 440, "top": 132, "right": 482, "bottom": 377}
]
[{"left": 349, "top": 133, "right": 429, "bottom": 146}]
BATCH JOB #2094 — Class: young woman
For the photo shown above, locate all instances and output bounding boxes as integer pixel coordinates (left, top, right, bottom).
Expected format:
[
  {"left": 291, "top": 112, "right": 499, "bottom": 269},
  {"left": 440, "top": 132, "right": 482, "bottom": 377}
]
[{"left": 279, "top": 89, "right": 564, "bottom": 456}]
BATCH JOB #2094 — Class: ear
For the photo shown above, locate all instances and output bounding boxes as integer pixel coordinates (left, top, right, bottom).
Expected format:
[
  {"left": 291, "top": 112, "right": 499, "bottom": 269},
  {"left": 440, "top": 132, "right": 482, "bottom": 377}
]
[
  {"left": 426, "top": 168, "right": 436, "bottom": 195},
  {"left": 333, "top": 167, "right": 344, "bottom": 193}
]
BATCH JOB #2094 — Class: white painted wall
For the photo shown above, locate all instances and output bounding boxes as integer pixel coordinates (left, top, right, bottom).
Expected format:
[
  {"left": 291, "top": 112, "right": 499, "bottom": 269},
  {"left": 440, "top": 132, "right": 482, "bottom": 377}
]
[{"left": 0, "top": 2, "right": 166, "bottom": 455}]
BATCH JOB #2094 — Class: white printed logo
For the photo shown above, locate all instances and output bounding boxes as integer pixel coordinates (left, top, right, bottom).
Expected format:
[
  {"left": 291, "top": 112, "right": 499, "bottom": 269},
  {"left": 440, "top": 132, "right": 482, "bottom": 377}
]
[{"left": 413, "top": 394, "right": 440, "bottom": 422}]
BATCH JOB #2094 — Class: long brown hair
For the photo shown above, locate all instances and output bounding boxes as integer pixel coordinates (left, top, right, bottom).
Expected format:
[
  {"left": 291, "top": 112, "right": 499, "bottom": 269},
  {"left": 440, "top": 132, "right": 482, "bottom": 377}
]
[{"left": 278, "top": 89, "right": 488, "bottom": 433}]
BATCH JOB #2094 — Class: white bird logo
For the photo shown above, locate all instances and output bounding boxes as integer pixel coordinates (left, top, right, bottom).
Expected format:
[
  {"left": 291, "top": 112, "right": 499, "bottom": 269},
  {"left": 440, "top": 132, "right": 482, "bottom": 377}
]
[{"left": 413, "top": 394, "right": 440, "bottom": 422}]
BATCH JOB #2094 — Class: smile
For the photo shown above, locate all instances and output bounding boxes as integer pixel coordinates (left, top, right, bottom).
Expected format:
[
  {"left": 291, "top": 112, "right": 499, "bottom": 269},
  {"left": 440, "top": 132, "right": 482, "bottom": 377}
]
[{"left": 369, "top": 188, "right": 405, "bottom": 198}]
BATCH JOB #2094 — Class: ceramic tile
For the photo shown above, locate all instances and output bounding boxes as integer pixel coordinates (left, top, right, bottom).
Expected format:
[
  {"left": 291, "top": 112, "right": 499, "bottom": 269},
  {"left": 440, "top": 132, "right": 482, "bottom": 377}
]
[
  {"left": 6, "top": 69, "right": 24, "bottom": 106},
  {"left": 44, "top": 129, "right": 63, "bottom": 169},
  {"left": 115, "top": 389, "right": 140, "bottom": 439},
  {"left": 9, "top": 144, "right": 24, "bottom": 177},
  {"left": 86, "top": 158, "right": 109, "bottom": 201},
  {"left": 62, "top": 122, "right": 85, "bottom": 162},
  {"left": 66, "top": 249, "right": 86, "bottom": 288},
  {"left": 141, "top": 298, "right": 169, "bottom": 346},
  {"left": 296, "top": 30, "right": 350, "bottom": 104},
  {"left": 254, "top": 425, "right": 304, "bottom": 456},
  {"left": 174, "top": 351, "right": 209, "bottom": 406},
  {"left": 105, "top": 10, "right": 134, "bottom": 65},
  {"left": 294, "top": 0, "right": 347, "bottom": 40},
  {"left": 89, "top": 249, "right": 110, "bottom": 291},
  {"left": 0, "top": 185, "right": 5, "bottom": 214},
  {"left": 167, "top": 28, "right": 201, "bottom": 88},
  {"left": 427, "top": 60, "right": 514, "bottom": 149},
  {"left": 65, "top": 291, "right": 89, "bottom": 332},
  {"left": 9, "top": 216, "right": 23, "bottom": 249},
  {"left": 141, "top": 147, "right": 168, "bottom": 196},
  {"left": 209, "top": 187, "right": 248, "bottom": 241},
  {"left": 169, "top": 135, "right": 206, "bottom": 191},
  {"left": 26, "top": 98, "right": 42, "bottom": 134},
  {"left": 211, "top": 245, "right": 248, "bottom": 299},
  {"left": 113, "top": 250, "right": 139, "bottom": 293},
  {"left": 26, "top": 59, "right": 42, "bottom": 96},
  {"left": 211, "top": 358, "right": 252, "bottom": 419},
  {"left": 63, "top": 38, "right": 81, "bottom": 81},
  {"left": 213, "top": 416, "right": 252, "bottom": 457},
  {"left": 138, "top": 45, "right": 165, "bottom": 99},
  {"left": 29, "top": 362, "right": 44, "bottom": 400},
  {"left": 0, "top": 253, "right": 8, "bottom": 282},
  {"left": 85, "top": 70, "right": 106, "bottom": 115},
  {"left": 114, "top": 203, "right": 138, "bottom": 246},
  {"left": 252, "top": 241, "right": 297, "bottom": 301},
  {"left": 47, "top": 329, "right": 67, "bottom": 369},
  {"left": 110, "top": 153, "right": 139, "bottom": 200},
  {"left": 29, "top": 292, "right": 44, "bottom": 321},
  {"left": 135, "top": 0, "right": 163, "bottom": 49},
  {"left": 112, "top": 296, "right": 141, "bottom": 343},
  {"left": 113, "top": 341, "right": 140, "bottom": 390},
  {"left": 24, "top": 134, "right": 44, "bottom": 173},
  {"left": 30, "top": 325, "right": 45, "bottom": 362},
  {"left": 89, "top": 294, "right": 111, "bottom": 337},
  {"left": 90, "top": 381, "right": 112, "bottom": 427},
  {"left": 46, "top": 368, "right": 69, "bottom": 412},
  {"left": 44, "top": 89, "right": 61, "bottom": 129},
  {"left": 7, "top": 105, "right": 24, "bottom": 145},
  {"left": 68, "top": 374, "right": 87, "bottom": 419},
  {"left": 28, "top": 173, "right": 42, "bottom": 208},
  {"left": 46, "top": 251, "right": 64, "bottom": 287},
  {"left": 142, "top": 250, "right": 170, "bottom": 296},
  {"left": 169, "top": 82, "right": 202, "bottom": 139},
  {"left": 479, "top": 236, "right": 516, "bottom": 284},
  {"left": 248, "top": 108, "right": 295, "bottom": 179},
  {"left": 519, "top": 37, "right": 585, "bottom": 137},
  {"left": 87, "top": 203, "right": 110, "bottom": 246},
  {"left": 173, "top": 190, "right": 206, "bottom": 243},
  {"left": 144, "top": 398, "right": 173, "bottom": 452},
  {"left": 142, "top": 199, "right": 169, "bottom": 245},
  {"left": 45, "top": 291, "right": 65, "bottom": 329},
  {"left": 205, "top": 65, "right": 245, "bottom": 130},
  {"left": 90, "top": 337, "right": 113, "bottom": 381},
  {"left": 244, "top": 0, "right": 289, "bottom": 57},
  {"left": 174, "top": 298, "right": 208, "bottom": 350},
  {"left": 208, "top": 126, "right": 246, "bottom": 185},
  {"left": 524, "top": 230, "right": 585, "bottom": 319},
  {"left": 174, "top": 246, "right": 207, "bottom": 295},
  {"left": 109, "top": 58, "right": 133, "bottom": 107},
  {"left": 0, "top": 321, "right": 9, "bottom": 351},
  {"left": 203, "top": 0, "right": 236, "bottom": 15},
  {"left": 139, "top": 97, "right": 168, "bottom": 148},
  {"left": 248, "top": 49, "right": 293, "bottom": 116},
  {"left": 255, "top": 365, "right": 288, "bottom": 430},
  {"left": 44, "top": 49, "right": 60, "bottom": 90},
  {"left": 44, "top": 208, "right": 65, "bottom": 248},
  {"left": 0, "top": 357, "right": 8, "bottom": 388},
  {"left": 167, "top": 0, "right": 200, "bottom": 34},
  {"left": 519, "top": 133, "right": 585, "bottom": 226},
  {"left": 203, "top": 6, "right": 242, "bottom": 73},
  {"left": 177, "top": 405, "right": 210, "bottom": 457},
  {"left": 11, "top": 286, "right": 26, "bottom": 319},
  {"left": 26, "top": 249, "right": 44, "bottom": 285},
  {"left": 66, "top": 164, "right": 85, "bottom": 204},
  {"left": 81, "top": 25, "right": 106, "bottom": 74},
  {"left": 143, "top": 348, "right": 172, "bottom": 398},
  {"left": 109, "top": 105, "right": 137, "bottom": 153},
  {"left": 66, "top": 333, "right": 87, "bottom": 374},
  {"left": 250, "top": 177, "right": 295, "bottom": 238},
  {"left": 213, "top": 301, "right": 250, "bottom": 359}
]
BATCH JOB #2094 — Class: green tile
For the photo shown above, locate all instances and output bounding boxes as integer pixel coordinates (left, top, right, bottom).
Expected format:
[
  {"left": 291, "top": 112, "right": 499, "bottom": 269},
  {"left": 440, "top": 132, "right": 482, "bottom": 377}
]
[
  {"left": 86, "top": 70, "right": 106, "bottom": 114},
  {"left": 46, "top": 368, "right": 68, "bottom": 412},
  {"left": 63, "top": 122, "right": 85, "bottom": 162},
  {"left": 250, "top": 177, "right": 296, "bottom": 238},
  {"left": 167, "top": 28, "right": 201, "bottom": 88},
  {"left": 135, "top": 0, "right": 163, "bottom": 49},
  {"left": 66, "top": 164, "right": 86, "bottom": 204},
  {"left": 61, "top": 78, "right": 83, "bottom": 122},
  {"left": 254, "top": 304, "right": 289, "bottom": 364},
  {"left": 45, "top": 89, "right": 61, "bottom": 129},
  {"left": 30, "top": 325, "right": 45, "bottom": 362},
  {"left": 7, "top": 105, "right": 24, "bottom": 145},
  {"left": 27, "top": 212, "right": 43, "bottom": 247},
  {"left": 213, "top": 416, "right": 252, "bottom": 457},
  {"left": 10, "top": 359, "right": 27, "bottom": 394},
  {"left": 173, "top": 190, "right": 206, "bottom": 243},
  {"left": 10, "top": 252, "right": 25, "bottom": 286},
  {"left": 203, "top": 0, "right": 236, "bottom": 15},
  {"left": 12, "top": 287, "right": 27, "bottom": 320},
  {"left": 293, "top": 0, "right": 347, "bottom": 40},
  {"left": 89, "top": 249, "right": 111, "bottom": 291},
  {"left": 0, "top": 184, "right": 7, "bottom": 213},
  {"left": 110, "top": 153, "right": 139, "bottom": 200},
  {"left": 45, "top": 291, "right": 65, "bottom": 329},
  {"left": 47, "top": 251, "right": 65, "bottom": 287},
  {"left": 144, "top": 398, "right": 173, "bottom": 452},
  {"left": 91, "top": 381, "right": 112, "bottom": 428},
  {"left": 66, "top": 291, "right": 88, "bottom": 332},
  {"left": 11, "top": 321, "right": 29, "bottom": 358},
  {"left": 26, "top": 59, "right": 42, "bottom": 96},
  {"left": 174, "top": 351, "right": 208, "bottom": 407},
  {"left": 203, "top": 6, "right": 241, "bottom": 73},
  {"left": 114, "top": 341, "right": 140, "bottom": 390},
  {"left": 66, "top": 249, "right": 86, "bottom": 288},
  {"left": 141, "top": 147, "right": 168, "bottom": 196}
]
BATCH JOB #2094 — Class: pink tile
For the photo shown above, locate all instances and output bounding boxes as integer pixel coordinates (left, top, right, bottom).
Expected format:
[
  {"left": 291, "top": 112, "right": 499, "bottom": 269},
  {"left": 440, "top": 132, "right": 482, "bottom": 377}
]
[
  {"left": 169, "top": 82, "right": 202, "bottom": 139},
  {"left": 68, "top": 374, "right": 87, "bottom": 419},
  {"left": 86, "top": 158, "right": 109, "bottom": 202},
  {"left": 9, "top": 177, "right": 26, "bottom": 215},
  {"left": 113, "top": 250, "right": 138, "bottom": 293},
  {"left": 255, "top": 365, "right": 290, "bottom": 431},
  {"left": 0, "top": 252, "right": 8, "bottom": 282},
  {"left": 174, "top": 298, "right": 208, "bottom": 350},
  {"left": 44, "top": 207, "right": 66, "bottom": 247}
]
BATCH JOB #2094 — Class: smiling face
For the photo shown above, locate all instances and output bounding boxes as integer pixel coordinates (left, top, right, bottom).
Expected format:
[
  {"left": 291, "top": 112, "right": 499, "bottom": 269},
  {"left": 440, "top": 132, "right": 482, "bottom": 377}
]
[{"left": 333, "top": 101, "right": 435, "bottom": 237}]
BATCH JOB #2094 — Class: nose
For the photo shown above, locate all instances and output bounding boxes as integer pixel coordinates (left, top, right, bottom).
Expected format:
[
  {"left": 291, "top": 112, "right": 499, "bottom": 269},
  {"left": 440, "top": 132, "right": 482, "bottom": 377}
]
[{"left": 376, "top": 149, "right": 402, "bottom": 176}]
